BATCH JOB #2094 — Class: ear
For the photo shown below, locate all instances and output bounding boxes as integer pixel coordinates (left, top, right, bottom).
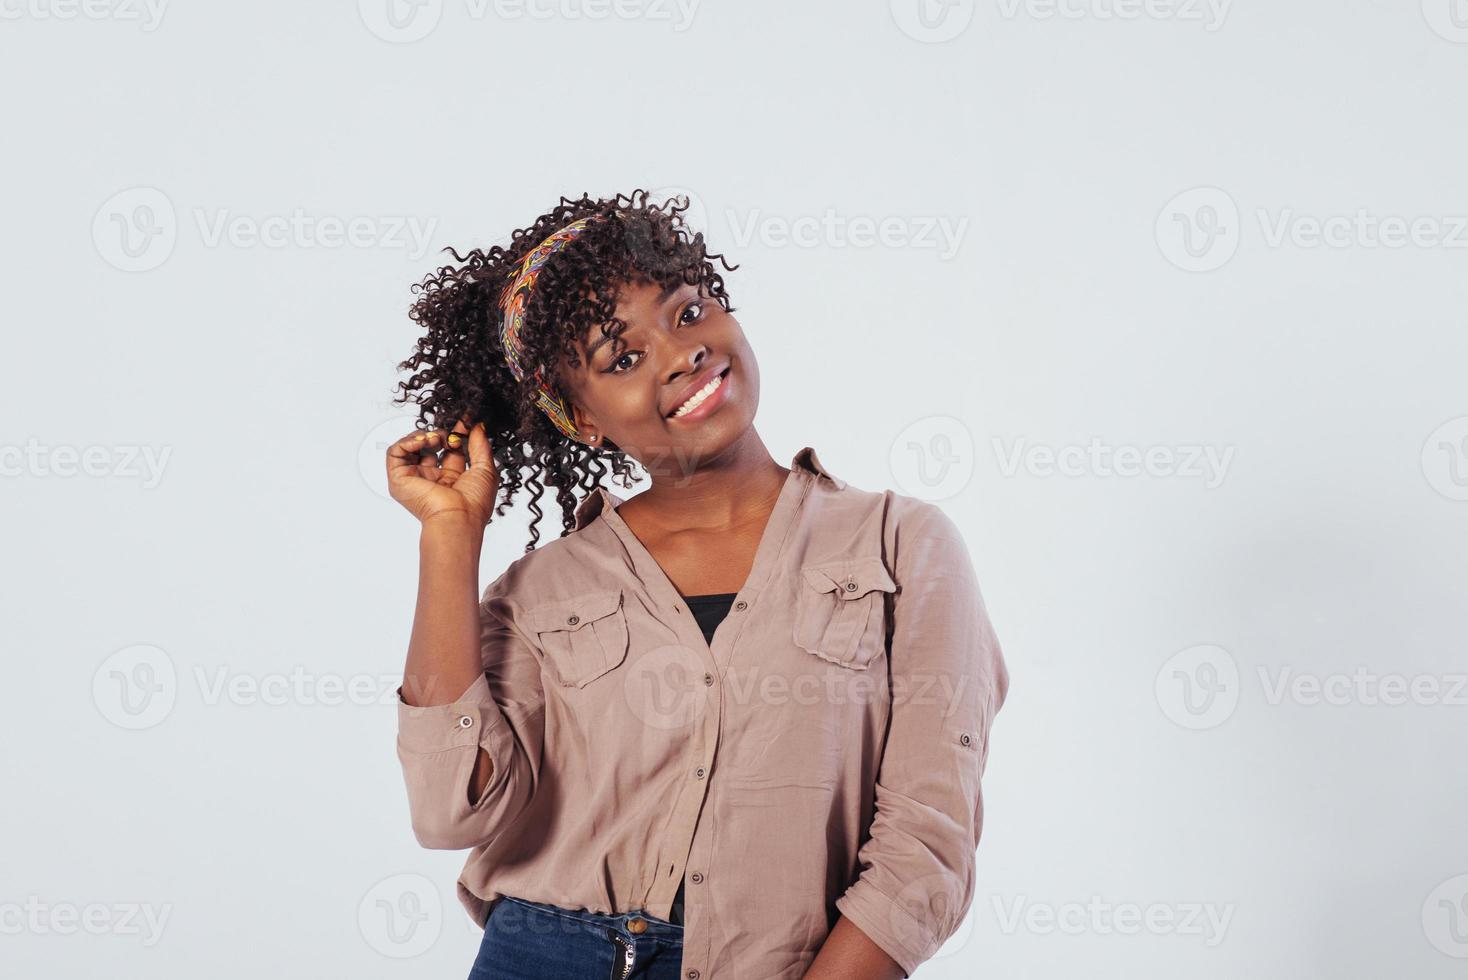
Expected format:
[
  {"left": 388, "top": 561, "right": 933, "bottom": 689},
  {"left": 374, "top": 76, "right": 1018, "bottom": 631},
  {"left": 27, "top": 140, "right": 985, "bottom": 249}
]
[{"left": 569, "top": 402, "right": 603, "bottom": 448}]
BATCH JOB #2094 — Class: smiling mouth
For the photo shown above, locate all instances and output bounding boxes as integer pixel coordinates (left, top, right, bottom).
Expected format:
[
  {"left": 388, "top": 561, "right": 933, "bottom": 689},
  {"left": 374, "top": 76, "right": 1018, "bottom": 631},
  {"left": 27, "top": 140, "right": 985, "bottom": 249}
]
[{"left": 667, "top": 365, "right": 732, "bottom": 418}]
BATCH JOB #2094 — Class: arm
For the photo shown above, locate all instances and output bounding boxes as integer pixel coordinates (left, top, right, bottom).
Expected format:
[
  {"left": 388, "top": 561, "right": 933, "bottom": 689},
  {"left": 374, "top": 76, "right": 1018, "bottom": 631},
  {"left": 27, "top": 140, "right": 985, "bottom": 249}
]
[
  {"left": 388, "top": 422, "right": 545, "bottom": 851},
  {"left": 818, "top": 501, "right": 1009, "bottom": 978},
  {"left": 395, "top": 526, "right": 546, "bottom": 850},
  {"left": 803, "top": 916, "right": 905, "bottom": 979}
]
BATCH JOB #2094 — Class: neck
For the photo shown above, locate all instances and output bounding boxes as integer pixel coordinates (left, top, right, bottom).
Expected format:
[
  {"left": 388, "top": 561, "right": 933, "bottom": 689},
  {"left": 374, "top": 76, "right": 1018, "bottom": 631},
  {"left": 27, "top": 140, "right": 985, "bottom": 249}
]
[{"left": 623, "top": 431, "right": 790, "bottom": 533}]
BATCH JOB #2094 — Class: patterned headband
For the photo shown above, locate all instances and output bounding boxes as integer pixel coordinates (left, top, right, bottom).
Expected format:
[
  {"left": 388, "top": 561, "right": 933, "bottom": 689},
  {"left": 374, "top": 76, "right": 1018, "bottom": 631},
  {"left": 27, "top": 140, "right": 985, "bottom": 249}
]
[{"left": 497, "top": 212, "right": 621, "bottom": 440}]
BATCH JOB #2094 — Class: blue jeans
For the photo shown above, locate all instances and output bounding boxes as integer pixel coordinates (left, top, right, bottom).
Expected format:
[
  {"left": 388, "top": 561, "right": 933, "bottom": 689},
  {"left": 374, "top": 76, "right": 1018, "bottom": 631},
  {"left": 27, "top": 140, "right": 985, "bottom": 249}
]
[{"left": 468, "top": 895, "right": 685, "bottom": 980}]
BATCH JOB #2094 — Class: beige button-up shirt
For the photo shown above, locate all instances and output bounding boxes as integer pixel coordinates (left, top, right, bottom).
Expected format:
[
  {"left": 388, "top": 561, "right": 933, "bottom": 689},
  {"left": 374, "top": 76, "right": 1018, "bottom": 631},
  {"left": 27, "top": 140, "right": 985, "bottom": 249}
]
[{"left": 395, "top": 446, "right": 1008, "bottom": 979}]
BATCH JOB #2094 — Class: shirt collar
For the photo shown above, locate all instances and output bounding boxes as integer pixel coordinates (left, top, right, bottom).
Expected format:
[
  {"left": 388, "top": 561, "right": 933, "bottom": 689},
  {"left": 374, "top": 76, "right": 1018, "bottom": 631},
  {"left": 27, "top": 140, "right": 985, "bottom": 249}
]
[{"left": 572, "top": 445, "right": 845, "bottom": 532}]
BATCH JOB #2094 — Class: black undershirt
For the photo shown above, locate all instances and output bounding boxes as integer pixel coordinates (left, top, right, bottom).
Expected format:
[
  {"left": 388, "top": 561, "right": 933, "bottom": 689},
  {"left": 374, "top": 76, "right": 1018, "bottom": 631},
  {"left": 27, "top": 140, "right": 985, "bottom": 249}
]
[{"left": 668, "top": 591, "right": 738, "bottom": 926}]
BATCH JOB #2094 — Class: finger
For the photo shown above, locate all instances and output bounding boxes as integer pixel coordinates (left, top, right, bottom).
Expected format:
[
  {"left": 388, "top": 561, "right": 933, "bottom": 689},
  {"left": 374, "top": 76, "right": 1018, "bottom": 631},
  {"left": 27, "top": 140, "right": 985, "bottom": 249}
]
[
  {"left": 386, "top": 429, "right": 432, "bottom": 477},
  {"left": 440, "top": 418, "right": 471, "bottom": 477},
  {"left": 466, "top": 420, "right": 492, "bottom": 470},
  {"left": 417, "top": 430, "right": 446, "bottom": 477}
]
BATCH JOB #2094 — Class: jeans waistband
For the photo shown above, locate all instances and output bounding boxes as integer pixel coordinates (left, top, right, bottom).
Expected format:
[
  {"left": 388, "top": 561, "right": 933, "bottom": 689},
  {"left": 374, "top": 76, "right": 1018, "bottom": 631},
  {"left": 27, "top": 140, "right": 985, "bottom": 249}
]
[{"left": 499, "top": 895, "right": 684, "bottom": 944}]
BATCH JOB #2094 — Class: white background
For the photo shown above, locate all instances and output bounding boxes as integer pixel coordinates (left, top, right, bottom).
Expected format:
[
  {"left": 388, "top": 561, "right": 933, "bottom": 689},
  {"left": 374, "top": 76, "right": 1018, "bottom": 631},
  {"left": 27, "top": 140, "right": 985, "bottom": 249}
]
[{"left": 2, "top": 1, "right": 1466, "bottom": 977}]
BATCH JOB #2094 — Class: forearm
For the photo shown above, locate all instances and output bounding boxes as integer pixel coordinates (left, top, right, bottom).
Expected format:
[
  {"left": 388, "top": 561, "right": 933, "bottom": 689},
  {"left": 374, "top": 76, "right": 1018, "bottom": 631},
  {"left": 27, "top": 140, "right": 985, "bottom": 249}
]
[
  {"left": 400, "top": 513, "right": 486, "bottom": 708},
  {"left": 804, "top": 916, "right": 905, "bottom": 980},
  {"left": 399, "top": 514, "right": 496, "bottom": 805}
]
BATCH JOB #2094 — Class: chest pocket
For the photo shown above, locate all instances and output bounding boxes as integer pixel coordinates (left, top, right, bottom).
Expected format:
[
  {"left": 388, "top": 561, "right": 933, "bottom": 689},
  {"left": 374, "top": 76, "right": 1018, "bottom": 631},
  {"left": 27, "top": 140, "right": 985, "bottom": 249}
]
[
  {"left": 793, "top": 556, "right": 898, "bottom": 669},
  {"left": 528, "top": 589, "right": 630, "bottom": 688}
]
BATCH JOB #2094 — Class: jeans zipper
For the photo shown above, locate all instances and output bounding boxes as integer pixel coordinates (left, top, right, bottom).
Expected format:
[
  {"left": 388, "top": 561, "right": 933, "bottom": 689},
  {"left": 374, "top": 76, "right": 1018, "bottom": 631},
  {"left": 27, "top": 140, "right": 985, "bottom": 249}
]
[{"left": 606, "top": 928, "right": 636, "bottom": 980}]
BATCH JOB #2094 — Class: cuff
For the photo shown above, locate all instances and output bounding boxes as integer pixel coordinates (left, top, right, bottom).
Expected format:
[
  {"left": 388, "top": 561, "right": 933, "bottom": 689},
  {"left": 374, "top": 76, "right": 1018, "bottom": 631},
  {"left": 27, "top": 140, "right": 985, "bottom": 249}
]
[
  {"left": 835, "top": 872, "right": 940, "bottom": 979},
  {"left": 396, "top": 673, "right": 509, "bottom": 761}
]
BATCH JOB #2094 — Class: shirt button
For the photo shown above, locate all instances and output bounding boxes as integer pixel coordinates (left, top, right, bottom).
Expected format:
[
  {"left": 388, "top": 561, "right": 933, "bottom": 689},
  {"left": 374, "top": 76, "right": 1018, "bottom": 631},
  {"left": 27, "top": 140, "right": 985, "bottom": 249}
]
[
  {"left": 628, "top": 917, "right": 647, "bottom": 934},
  {"left": 734, "top": 600, "right": 747, "bottom": 611},
  {"left": 844, "top": 581, "right": 857, "bottom": 592},
  {"left": 703, "top": 672, "right": 714, "bottom": 686},
  {"left": 567, "top": 614, "right": 580, "bottom": 625},
  {"left": 959, "top": 731, "right": 973, "bottom": 746},
  {"left": 694, "top": 767, "right": 706, "bottom": 779},
  {"left": 457, "top": 716, "right": 473, "bottom": 728},
  {"left": 687, "top": 971, "right": 700, "bottom": 979},
  {"left": 690, "top": 871, "right": 704, "bottom": 884}
]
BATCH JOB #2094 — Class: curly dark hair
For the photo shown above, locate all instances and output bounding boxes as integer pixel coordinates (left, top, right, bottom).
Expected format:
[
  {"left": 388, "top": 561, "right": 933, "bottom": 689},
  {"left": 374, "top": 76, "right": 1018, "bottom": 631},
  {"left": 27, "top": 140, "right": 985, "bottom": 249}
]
[{"left": 393, "top": 189, "right": 740, "bottom": 553}]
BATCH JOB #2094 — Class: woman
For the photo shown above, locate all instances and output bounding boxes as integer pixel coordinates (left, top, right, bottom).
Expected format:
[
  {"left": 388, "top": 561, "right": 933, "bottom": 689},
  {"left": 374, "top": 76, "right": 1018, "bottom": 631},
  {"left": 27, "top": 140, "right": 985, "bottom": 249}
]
[{"left": 388, "top": 191, "right": 1008, "bottom": 979}]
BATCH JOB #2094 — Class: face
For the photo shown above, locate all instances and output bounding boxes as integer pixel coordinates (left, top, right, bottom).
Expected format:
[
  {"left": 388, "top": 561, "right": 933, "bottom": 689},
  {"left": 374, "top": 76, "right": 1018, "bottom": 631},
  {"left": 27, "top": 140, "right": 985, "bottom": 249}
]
[{"left": 557, "top": 277, "right": 758, "bottom": 477}]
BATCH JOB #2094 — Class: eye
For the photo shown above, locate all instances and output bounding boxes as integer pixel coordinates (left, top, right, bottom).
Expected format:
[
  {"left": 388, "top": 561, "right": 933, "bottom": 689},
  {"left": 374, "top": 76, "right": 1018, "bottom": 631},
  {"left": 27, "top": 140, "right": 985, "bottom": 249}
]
[
  {"left": 679, "top": 301, "right": 705, "bottom": 325},
  {"left": 607, "top": 349, "right": 643, "bottom": 374}
]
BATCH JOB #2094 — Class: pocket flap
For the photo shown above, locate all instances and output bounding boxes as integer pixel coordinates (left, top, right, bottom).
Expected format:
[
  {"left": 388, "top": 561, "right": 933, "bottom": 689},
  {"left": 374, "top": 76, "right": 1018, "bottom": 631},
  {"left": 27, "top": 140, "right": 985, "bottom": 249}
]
[
  {"left": 528, "top": 589, "right": 624, "bottom": 634},
  {"left": 800, "top": 556, "right": 896, "bottom": 600}
]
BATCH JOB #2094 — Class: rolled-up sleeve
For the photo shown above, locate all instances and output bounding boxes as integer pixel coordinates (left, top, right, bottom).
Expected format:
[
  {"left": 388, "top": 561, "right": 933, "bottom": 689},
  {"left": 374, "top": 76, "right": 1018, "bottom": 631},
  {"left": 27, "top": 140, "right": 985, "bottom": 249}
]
[
  {"left": 395, "top": 592, "right": 546, "bottom": 851},
  {"left": 835, "top": 500, "right": 1009, "bottom": 977}
]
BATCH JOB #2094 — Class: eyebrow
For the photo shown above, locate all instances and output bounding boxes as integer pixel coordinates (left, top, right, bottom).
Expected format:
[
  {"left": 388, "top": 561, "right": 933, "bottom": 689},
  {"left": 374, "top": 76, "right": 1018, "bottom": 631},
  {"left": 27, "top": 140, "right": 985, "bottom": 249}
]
[{"left": 583, "top": 283, "right": 688, "bottom": 361}]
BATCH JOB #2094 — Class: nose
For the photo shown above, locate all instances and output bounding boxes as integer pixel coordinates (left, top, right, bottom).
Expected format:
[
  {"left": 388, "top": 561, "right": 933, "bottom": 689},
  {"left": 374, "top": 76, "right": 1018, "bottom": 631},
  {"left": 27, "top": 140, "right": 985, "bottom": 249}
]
[{"left": 662, "top": 340, "right": 709, "bottom": 386}]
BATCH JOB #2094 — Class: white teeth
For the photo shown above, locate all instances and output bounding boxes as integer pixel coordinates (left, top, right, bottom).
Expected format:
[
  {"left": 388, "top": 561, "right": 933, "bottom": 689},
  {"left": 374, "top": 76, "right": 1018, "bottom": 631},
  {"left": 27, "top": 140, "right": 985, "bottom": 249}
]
[{"left": 671, "top": 371, "right": 725, "bottom": 417}]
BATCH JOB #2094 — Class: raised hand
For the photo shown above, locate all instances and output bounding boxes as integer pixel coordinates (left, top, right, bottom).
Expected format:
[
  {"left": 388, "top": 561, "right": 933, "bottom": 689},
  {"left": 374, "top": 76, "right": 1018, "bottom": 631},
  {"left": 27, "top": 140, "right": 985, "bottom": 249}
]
[{"left": 385, "top": 417, "right": 501, "bottom": 528}]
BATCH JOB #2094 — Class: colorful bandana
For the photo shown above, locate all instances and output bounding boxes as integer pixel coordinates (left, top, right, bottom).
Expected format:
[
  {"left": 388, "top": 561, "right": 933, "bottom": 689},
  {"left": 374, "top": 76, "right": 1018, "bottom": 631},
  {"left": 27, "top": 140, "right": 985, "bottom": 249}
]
[{"left": 497, "top": 215, "right": 603, "bottom": 440}]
